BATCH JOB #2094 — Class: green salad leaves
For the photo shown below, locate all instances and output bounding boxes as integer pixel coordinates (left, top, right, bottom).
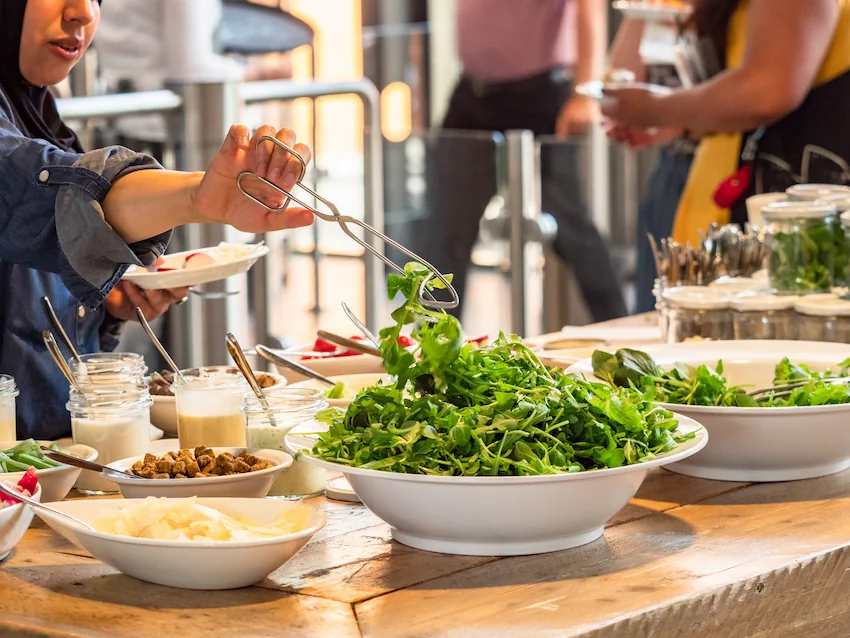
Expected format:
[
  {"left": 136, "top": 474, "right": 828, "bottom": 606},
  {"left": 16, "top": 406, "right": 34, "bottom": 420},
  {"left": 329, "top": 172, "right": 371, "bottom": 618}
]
[
  {"left": 311, "top": 263, "right": 692, "bottom": 476},
  {"left": 592, "top": 348, "right": 850, "bottom": 408}
]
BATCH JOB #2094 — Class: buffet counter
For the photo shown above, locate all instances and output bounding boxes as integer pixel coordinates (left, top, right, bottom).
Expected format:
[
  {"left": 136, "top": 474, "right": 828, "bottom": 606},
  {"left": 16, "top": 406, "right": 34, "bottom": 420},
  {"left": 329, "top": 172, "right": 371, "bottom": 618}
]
[{"left": 3, "top": 315, "right": 849, "bottom": 638}]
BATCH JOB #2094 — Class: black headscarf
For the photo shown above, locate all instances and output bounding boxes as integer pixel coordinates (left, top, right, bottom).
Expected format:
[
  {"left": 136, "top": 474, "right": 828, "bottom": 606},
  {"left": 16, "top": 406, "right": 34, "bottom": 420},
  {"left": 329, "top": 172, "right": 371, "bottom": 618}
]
[{"left": 0, "top": 0, "right": 95, "bottom": 153}]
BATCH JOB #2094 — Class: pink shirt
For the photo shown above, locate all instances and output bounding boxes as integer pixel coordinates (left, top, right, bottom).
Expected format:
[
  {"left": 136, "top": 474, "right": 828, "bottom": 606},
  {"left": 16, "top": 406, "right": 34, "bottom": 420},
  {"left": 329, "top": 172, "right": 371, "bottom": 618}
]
[{"left": 455, "top": 0, "right": 577, "bottom": 82}]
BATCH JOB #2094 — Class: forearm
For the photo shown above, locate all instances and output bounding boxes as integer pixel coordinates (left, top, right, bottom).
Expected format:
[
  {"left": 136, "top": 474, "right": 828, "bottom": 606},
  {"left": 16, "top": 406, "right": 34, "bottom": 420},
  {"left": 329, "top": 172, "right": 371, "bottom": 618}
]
[
  {"left": 103, "top": 169, "right": 204, "bottom": 244},
  {"left": 607, "top": 18, "right": 646, "bottom": 80},
  {"left": 575, "top": 0, "right": 606, "bottom": 85}
]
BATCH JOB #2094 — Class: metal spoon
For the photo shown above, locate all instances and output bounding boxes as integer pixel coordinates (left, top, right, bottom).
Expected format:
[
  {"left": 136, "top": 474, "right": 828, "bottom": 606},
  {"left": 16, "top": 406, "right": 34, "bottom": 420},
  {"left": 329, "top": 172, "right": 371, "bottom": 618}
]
[
  {"left": 255, "top": 344, "right": 336, "bottom": 387},
  {"left": 41, "top": 297, "right": 81, "bottom": 363},
  {"left": 341, "top": 302, "right": 381, "bottom": 349},
  {"left": 0, "top": 480, "right": 95, "bottom": 532},
  {"left": 135, "top": 307, "right": 185, "bottom": 382},
  {"left": 317, "top": 330, "right": 381, "bottom": 358},
  {"left": 38, "top": 445, "right": 144, "bottom": 480},
  {"left": 42, "top": 331, "right": 87, "bottom": 402},
  {"left": 226, "top": 333, "right": 277, "bottom": 427}
]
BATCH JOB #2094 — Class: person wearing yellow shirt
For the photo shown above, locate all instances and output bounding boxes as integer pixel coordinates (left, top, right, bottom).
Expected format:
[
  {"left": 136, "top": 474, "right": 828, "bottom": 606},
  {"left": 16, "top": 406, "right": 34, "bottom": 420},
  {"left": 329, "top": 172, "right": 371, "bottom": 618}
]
[{"left": 601, "top": 0, "right": 850, "bottom": 246}]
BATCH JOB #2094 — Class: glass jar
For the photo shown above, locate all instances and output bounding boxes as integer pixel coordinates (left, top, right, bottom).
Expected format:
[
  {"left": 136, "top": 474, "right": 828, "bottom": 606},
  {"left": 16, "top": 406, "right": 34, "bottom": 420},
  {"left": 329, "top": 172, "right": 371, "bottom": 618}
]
[
  {"left": 68, "top": 384, "right": 152, "bottom": 495},
  {"left": 174, "top": 367, "right": 249, "bottom": 449},
  {"left": 786, "top": 184, "right": 850, "bottom": 202},
  {"left": 0, "top": 375, "right": 19, "bottom": 441},
  {"left": 762, "top": 201, "right": 838, "bottom": 295},
  {"left": 661, "top": 286, "right": 734, "bottom": 342},
  {"left": 732, "top": 292, "right": 798, "bottom": 340},
  {"left": 244, "top": 388, "right": 329, "bottom": 499},
  {"left": 794, "top": 293, "right": 850, "bottom": 343},
  {"left": 68, "top": 352, "right": 147, "bottom": 386}
]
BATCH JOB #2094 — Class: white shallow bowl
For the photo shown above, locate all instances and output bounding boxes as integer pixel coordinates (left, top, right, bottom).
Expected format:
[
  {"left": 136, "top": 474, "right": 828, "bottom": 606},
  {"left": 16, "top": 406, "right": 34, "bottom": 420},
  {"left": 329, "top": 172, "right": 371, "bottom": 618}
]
[
  {"left": 273, "top": 344, "right": 386, "bottom": 384},
  {"left": 0, "top": 482, "right": 41, "bottom": 561},
  {"left": 568, "top": 340, "right": 850, "bottom": 482},
  {"left": 35, "top": 498, "right": 325, "bottom": 589},
  {"left": 147, "top": 369, "right": 287, "bottom": 437},
  {"left": 287, "top": 417, "right": 706, "bottom": 556},
  {"left": 0, "top": 442, "right": 97, "bottom": 503},
  {"left": 290, "top": 373, "right": 391, "bottom": 409},
  {"left": 105, "top": 448, "right": 292, "bottom": 499}
]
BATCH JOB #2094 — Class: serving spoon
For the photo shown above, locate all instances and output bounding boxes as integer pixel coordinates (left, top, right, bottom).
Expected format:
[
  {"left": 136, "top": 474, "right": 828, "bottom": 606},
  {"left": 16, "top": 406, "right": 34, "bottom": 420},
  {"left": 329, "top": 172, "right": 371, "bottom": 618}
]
[
  {"left": 255, "top": 345, "right": 336, "bottom": 387},
  {"left": 0, "top": 480, "right": 96, "bottom": 531},
  {"left": 38, "top": 445, "right": 144, "bottom": 480}
]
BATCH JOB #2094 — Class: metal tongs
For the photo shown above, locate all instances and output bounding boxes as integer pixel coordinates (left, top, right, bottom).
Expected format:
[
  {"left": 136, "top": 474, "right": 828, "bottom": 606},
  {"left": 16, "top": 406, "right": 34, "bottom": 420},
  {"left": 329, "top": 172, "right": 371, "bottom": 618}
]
[{"left": 237, "top": 136, "right": 458, "bottom": 310}]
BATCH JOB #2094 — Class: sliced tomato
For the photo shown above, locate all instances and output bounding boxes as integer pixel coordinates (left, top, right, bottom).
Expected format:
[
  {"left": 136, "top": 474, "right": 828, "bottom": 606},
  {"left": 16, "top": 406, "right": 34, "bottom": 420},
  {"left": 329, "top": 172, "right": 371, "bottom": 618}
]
[{"left": 17, "top": 467, "right": 38, "bottom": 495}]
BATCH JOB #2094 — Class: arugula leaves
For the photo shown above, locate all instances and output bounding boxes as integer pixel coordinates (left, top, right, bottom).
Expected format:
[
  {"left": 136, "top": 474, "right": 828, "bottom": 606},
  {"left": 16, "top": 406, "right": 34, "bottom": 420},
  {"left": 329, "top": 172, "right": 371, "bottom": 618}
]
[
  {"left": 592, "top": 349, "right": 850, "bottom": 408},
  {"left": 311, "top": 263, "right": 692, "bottom": 476},
  {"left": 769, "top": 219, "right": 835, "bottom": 294}
]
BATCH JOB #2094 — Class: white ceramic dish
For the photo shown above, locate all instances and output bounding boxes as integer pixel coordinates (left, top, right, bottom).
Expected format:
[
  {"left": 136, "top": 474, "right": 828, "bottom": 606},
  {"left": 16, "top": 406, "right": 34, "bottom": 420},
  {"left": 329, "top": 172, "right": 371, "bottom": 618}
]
[
  {"left": 147, "top": 369, "right": 287, "bottom": 437},
  {"left": 290, "top": 373, "right": 391, "bottom": 409},
  {"left": 576, "top": 81, "right": 673, "bottom": 104},
  {"left": 123, "top": 243, "right": 269, "bottom": 290},
  {"left": 568, "top": 340, "right": 850, "bottom": 482},
  {"left": 0, "top": 482, "right": 41, "bottom": 561},
  {"left": 35, "top": 497, "right": 325, "bottom": 589},
  {"left": 286, "top": 417, "right": 707, "bottom": 556},
  {"left": 273, "top": 344, "right": 386, "bottom": 384},
  {"left": 612, "top": 1, "right": 692, "bottom": 21},
  {"left": 0, "top": 442, "right": 97, "bottom": 503},
  {"left": 105, "top": 447, "right": 292, "bottom": 499}
]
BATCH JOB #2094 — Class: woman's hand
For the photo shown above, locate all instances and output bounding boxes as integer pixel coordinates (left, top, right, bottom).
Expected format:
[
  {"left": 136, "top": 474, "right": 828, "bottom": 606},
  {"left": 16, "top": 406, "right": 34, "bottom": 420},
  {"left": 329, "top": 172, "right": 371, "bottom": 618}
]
[
  {"left": 105, "top": 278, "right": 190, "bottom": 323},
  {"left": 191, "top": 125, "right": 315, "bottom": 234},
  {"left": 600, "top": 87, "right": 668, "bottom": 130},
  {"left": 606, "top": 123, "right": 684, "bottom": 150}
]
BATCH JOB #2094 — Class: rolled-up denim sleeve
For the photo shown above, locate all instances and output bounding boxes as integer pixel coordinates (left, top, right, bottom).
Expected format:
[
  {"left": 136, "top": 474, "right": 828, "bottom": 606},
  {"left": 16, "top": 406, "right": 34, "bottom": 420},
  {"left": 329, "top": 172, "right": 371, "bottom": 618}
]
[{"left": 0, "top": 109, "right": 172, "bottom": 309}]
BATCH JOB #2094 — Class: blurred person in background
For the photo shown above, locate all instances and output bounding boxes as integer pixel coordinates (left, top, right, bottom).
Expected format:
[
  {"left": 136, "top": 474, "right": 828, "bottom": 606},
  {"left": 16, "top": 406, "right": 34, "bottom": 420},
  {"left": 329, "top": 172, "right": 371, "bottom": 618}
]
[
  {"left": 603, "top": 0, "right": 850, "bottom": 246},
  {"left": 0, "top": 0, "right": 313, "bottom": 438},
  {"left": 418, "top": 0, "right": 627, "bottom": 323},
  {"left": 605, "top": 17, "right": 696, "bottom": 313}
]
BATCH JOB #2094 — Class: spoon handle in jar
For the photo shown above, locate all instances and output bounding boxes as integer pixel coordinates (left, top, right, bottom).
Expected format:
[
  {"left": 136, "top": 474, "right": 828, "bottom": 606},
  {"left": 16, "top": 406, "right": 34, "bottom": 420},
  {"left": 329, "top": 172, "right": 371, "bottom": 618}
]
[
  {"left": 226, "top": 333, "right": 278, "bottom": 428},
  {"left": 41, "top": 297, "right": 82, "bottom": 363},
  {"left": 42, "top": 331, "right": 87, "bottom": 400}
]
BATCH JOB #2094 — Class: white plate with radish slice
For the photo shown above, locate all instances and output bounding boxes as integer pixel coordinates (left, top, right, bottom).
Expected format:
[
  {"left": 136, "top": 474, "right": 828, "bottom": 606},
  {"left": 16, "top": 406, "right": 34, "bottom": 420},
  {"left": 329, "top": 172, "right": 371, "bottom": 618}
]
[{"left": 122, "top": 242, "right": 269, "bottom": 289}]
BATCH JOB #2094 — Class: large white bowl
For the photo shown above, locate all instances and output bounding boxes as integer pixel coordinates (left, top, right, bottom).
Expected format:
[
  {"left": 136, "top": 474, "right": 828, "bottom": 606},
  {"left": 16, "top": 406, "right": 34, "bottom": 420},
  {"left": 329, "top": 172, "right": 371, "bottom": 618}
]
[
  {"left": 568, "top": 340, "right": 850, "bottom": 482},
  {"left": 147, "top": 368, "right": 287, "bottom": 437},
  {"left": 105, "top": 447, "right": 292, "bottom": 499},
  {"left": 0, "top": 442, "right": 97, "bottom": 503},
  {"left": 0, "top": 482, "right": 41, "bottom": 561},
  {"left": 290, "top": 373, "right": 392, "bottom": 409},
  {"left": 286, "top": 417, "right": 707, "bottom": 556},
  {"left": 35, "top": 498, "right": 325, "bottom": 589},
  {"left": 274, "top": 343, "right": 386, "bottom": 383}
]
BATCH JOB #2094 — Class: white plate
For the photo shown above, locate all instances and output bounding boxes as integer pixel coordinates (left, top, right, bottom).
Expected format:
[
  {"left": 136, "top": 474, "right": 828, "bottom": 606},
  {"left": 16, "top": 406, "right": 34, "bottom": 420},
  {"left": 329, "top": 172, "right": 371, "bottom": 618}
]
[
  {"left": 0, "top": 442, "right": 97, "bottom": 503},
  {"left": 568, "top": 340, "right": 850, "bottom": 482},
  {"left": 122, "top": 243, "right": 269, "bottom": 290},
  {"left": 0, "top": 482, "right": 41, "bottom": 561},
  {"left": 286, "top": 417, "right": 707, "bottom": 556},
  {"left": 105, "top": 447, "right": 292, "bottom": 499},
  {"left": 290, "top": 373, "right": 392, "bottom": 409},
  {"left": 35, "top": 498, "right": 325, "bottom": 589},
  {"left": 612, "top": 1, "right": 692, "bottom": 21},
  {"left": 576, "top": 80, "right": 673, "bottom": 102}
]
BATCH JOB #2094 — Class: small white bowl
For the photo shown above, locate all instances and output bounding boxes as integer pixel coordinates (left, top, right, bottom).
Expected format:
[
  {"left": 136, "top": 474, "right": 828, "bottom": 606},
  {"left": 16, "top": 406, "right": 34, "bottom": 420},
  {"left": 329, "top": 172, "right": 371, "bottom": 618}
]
[
  {"left": 0, "top": 482, "right": 41, "bottom": 561},
  {"left": 568, "top": 340, "right": 850, "bottom": 482},
  {"left": 275, "top": 343, "right": 386, "bottom": 384},
  {"left": 105, "top": 447, "right": 292, "bottom": 499},
  {"left": 148, "top": 368, "right": 287, "bottom": 437},
  {"left": 286, "top": 417, "right": 707, "bottom": 556},
  {"left": 290, "top": 373, "right": 391, "bottom": 409},
  {"left": 0, "top": 441, "right": 97, "bottom": 503},
  {"left": 35, "top": 497, "right": 325, "bottom": 589}
]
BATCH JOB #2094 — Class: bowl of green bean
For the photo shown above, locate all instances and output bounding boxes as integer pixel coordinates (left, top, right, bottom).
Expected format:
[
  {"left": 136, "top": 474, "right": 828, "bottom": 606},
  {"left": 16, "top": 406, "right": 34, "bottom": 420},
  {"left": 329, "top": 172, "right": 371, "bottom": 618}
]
[{"left": 0, "top": 439, "right": 97, "bottom": 503}]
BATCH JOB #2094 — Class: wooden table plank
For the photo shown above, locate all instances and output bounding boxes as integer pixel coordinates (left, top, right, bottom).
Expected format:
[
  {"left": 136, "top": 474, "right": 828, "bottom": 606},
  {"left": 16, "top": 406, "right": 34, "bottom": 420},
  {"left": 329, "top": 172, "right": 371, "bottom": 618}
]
[{"left": 355, "top": 470, "right": 850, "bottom": 638}]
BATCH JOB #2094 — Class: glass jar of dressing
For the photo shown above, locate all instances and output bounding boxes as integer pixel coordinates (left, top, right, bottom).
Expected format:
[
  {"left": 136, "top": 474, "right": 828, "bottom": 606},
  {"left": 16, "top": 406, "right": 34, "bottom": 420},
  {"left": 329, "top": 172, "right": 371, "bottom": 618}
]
[
  {"left": 661, "top": 286, "right": 734, "bottom": 342},
  {"left": 794, "top": 293, "right": 850, "bottom": 343},
  {"left": 244, "top": 388, "right": 328, "bottom": 499},
  {"left": 762, "top": 201, "right": 838, "bottom": 295},
  {"left": 68, "top": 352, "right": 147, "bottom": 386},
  {"left": 786, "top": 184, "right": 850, "bottom": 202},
  {"left": 0, "top": 375, "right": 19, "bottom": 441},
  {"left": 174, "top": 367, "right": 249, "bottom": 449},
  {"left": 732, "top": 292, "right": 798, "bottom": 340},
  {"left": 67, "top": 384, "right": 152, "bottom": 495}
]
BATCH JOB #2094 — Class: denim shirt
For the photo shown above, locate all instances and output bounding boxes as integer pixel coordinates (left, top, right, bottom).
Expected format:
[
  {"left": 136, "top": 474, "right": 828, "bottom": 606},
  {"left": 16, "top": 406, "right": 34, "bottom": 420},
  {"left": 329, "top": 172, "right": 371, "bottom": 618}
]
[{"left": 0, "top": 88, "right": 171, "bottom": 439}]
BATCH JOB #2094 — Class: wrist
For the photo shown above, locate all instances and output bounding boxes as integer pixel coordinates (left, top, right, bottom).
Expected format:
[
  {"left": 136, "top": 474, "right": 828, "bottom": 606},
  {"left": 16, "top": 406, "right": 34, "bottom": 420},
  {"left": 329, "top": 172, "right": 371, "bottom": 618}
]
[{"left": 183, "top": 172, "right": 206, "bottom": 224}]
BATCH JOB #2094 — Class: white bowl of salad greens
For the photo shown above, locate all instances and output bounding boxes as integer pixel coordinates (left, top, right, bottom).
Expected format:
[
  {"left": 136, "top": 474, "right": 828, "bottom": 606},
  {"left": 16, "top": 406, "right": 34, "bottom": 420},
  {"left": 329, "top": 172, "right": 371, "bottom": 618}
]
[
  {"left": 0, "top": 440, "right": 97, "bottom": 503},
  {"left": 568, "top": 340, "right": 850, "bottom": 482}
]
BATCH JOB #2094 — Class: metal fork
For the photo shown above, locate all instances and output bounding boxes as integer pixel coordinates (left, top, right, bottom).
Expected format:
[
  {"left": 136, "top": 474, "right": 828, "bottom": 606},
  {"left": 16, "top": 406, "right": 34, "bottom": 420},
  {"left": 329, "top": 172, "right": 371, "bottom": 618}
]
[{"left": 236, "top": 136, "right": 458, "bottom": 310}]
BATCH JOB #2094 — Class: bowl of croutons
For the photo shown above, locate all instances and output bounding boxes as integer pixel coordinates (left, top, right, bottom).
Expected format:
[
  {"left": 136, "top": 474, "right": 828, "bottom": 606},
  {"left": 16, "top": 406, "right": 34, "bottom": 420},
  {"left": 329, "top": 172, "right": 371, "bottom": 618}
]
[{"left": 105, "top": 447, "right": 293, "bottom": 499}]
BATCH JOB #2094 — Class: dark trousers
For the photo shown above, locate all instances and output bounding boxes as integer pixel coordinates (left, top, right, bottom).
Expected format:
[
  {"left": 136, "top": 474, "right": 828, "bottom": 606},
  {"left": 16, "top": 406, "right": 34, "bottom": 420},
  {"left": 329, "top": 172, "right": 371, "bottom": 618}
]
[
  {"left": 635, "top": 149, "right": 694, "bottom": 313},
  {"left": 417, "top": 71, "right": 627, "bottom": 322}
]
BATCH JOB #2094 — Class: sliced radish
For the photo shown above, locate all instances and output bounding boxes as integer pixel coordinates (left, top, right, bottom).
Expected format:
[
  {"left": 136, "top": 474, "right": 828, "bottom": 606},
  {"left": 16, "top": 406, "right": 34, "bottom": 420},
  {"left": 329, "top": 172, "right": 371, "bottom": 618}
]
[
  {"left": 156, "top": 267, "right": 177, "bottom": 272},
  {"left": 182, "top": 252, "right": 216, "bottom": 270}
]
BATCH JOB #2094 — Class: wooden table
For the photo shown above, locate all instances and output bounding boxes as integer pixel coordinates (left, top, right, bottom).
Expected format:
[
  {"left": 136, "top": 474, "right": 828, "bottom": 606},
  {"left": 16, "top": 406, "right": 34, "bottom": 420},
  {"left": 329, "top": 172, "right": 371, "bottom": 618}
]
[{"left": 5, "top": 315, "right": 850, "bottom": 637}]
